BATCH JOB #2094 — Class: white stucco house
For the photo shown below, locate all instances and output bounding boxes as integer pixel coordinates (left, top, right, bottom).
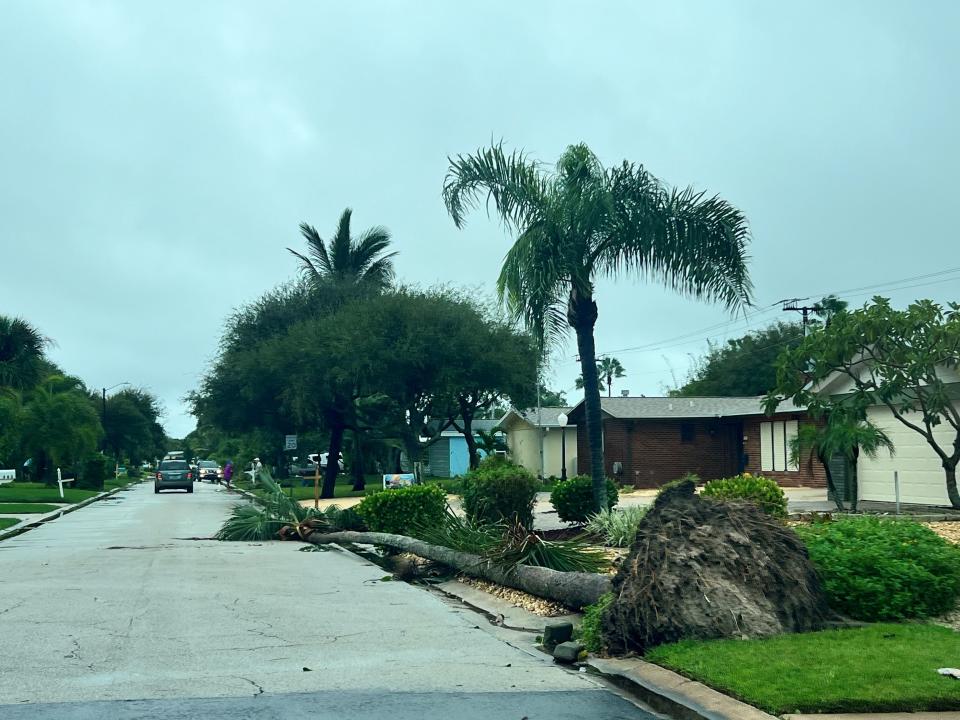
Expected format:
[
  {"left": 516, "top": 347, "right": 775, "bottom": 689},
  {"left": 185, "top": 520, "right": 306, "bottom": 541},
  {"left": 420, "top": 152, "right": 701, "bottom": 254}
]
[
  {"left": 816, "top": 363, "right": 960, "bottom": 506},
  {"left": 496, "top": 407, "right": 577, "bottom": 479}
]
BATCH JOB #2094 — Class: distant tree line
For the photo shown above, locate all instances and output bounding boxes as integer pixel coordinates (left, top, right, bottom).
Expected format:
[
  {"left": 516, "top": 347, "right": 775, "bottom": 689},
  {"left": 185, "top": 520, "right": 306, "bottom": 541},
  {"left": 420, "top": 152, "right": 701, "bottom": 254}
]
[{"left": 0, "top": 315, "right": 166, "bottom": 483}]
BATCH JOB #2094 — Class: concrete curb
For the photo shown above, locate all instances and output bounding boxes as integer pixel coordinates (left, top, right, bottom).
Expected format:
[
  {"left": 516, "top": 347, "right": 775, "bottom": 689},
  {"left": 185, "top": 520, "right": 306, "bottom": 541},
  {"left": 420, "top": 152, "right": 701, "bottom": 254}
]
[
  {"left": 587, "top": 657, "right": 778, "bottom": 720},
  {"left": 0, "top": 482, "right": 138, "bottom": 543},
  {"left": 783, "top": 714, "right": 960, "bottom": 720},
  {"left": 432, "top": 579, "right": 580, "bottom": 632}
]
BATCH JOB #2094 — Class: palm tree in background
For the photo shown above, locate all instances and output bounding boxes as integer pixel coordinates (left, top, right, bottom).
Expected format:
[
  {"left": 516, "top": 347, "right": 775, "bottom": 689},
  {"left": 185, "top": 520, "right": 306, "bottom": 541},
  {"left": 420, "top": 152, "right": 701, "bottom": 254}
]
[
  {"left": 288, "top": 208, "right": 397, "bottom": 291},
  {"left": 444, "top": 143, "right": 751, "bottom": 510},
  {"left": 0, "top": 315, "right": 48, "bottom": 389},
  {"left": 576, "top": 357, "right": 626, "bottom": 397}
]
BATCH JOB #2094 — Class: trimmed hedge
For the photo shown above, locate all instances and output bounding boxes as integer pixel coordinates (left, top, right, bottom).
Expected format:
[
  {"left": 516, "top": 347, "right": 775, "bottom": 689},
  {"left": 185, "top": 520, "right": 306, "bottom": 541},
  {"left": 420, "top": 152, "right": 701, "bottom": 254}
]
[
  {"left": 76, "top": 454, "right": 112, "bottom": 491},
  {"left": 550, "top": 475, "right": 618, "bottom": 524},
  {"left": 702, "top": 473, "right": 787, "bottom": 518},
  {"left": 460, "top": 458, "right": 539, "bottom": 528},
  {"left": 355, "top": 484, "right": 447, "bottom": 536},
  {"left": 795, "top": 516, "right": 960, "bottom": 621}
]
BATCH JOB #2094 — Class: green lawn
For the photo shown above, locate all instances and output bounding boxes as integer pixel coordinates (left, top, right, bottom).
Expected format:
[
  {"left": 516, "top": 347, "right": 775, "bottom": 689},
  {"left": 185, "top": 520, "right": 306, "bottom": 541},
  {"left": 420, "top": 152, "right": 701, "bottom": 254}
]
[
  {"left": 0, "top": 518, "right": 21, "bottom": 531},
  {"left": 646, "top": 623, "right": 960, "bottom": 714},
  {"left": 0, "top": 503, "right": 60, "bottom": 514},
  {"left": 0, "top": 483, "right": 99, "bottom": 504}
]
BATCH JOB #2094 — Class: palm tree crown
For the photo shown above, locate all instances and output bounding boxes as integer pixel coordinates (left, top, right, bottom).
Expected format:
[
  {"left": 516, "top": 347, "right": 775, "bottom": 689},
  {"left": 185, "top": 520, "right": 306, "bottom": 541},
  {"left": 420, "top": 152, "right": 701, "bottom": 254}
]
[
  {"left": 444, "top": 142, "right": 752, "bottom": 509},
  {"left": 288, "top": 208, "right": 397, "bottom": 290},
  {"left": 0, "top": 315, "right": 49, "bottom": 389}
]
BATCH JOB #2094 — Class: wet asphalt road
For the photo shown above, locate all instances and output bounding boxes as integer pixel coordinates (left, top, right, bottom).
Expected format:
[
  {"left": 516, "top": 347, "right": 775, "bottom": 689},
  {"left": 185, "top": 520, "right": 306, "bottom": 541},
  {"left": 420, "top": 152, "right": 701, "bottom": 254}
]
[{"left": 0, "top": 482, "right": 657, "bottom": 719}]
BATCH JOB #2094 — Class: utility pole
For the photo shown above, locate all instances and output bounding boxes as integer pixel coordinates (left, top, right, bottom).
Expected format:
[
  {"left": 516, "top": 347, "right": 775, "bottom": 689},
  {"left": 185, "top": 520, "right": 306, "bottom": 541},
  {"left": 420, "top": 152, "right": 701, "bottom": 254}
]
[{"left": 781, "top": 299, "right": 822, "bottom": 337}]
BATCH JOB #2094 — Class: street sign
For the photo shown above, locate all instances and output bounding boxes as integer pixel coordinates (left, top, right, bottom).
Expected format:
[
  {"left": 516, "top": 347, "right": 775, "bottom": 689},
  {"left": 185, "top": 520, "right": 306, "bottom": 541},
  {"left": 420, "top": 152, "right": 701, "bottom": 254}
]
[{"left": 284, "top": 435, "right": 297, "bottom": 451}]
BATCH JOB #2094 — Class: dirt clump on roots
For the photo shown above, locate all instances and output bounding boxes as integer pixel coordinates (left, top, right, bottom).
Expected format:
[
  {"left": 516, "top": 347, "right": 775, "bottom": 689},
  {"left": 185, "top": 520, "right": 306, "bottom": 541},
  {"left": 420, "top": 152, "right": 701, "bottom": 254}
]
[{"left": 602, "top": 478, "right": 829, "bottom": 654}]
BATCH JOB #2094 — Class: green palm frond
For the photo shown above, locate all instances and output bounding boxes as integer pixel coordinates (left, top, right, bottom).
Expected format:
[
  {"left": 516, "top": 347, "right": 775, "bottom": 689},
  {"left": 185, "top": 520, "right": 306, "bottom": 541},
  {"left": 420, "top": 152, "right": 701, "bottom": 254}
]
[
  {"left": 216, "top": 504, "right": 286, "bottom": 542},
  {"left": 289, "top": 209, "right": 396, "bottom": 291},
  {"left": 443, "top": 143, "right": 547, "bottom": 231},
  {"left": 0, "top": 316, "right": 49, "bottom": 389}
]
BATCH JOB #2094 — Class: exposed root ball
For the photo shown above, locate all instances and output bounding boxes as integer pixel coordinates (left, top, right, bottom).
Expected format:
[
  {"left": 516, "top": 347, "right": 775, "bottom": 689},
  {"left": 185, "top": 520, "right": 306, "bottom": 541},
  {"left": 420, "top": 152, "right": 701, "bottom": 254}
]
[{"left": 603, "top": 479, "right": 829, "bottom": 654}]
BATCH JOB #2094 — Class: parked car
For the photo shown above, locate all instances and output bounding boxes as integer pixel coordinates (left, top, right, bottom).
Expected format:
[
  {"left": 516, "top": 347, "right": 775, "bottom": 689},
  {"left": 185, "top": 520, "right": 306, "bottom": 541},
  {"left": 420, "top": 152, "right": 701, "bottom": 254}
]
[
  {"left": 291, "top": 452, "right": 344, "bottom": 478},
  {"left": 312, "top": 452, "right": 344, "bottom": 471},
  {"left": 155, "top": 460, "right": 194, "bottom": 494},
  {"left": 197, "top": 460, "right": 222, "bottom": 483}
]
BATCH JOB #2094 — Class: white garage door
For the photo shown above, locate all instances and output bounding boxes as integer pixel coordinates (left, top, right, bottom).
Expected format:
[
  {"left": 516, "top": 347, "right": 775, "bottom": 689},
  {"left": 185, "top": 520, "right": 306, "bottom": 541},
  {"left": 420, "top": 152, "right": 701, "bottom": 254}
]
[{"left": 858, "top": 404, "right": 955, "bottom": 505}]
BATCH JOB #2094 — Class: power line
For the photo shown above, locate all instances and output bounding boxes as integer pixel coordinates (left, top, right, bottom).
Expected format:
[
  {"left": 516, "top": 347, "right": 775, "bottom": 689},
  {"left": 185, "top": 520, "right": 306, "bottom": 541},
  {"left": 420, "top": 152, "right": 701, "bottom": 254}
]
[{"left": 567, "top": 264, "right": 960, "bottom": 365}]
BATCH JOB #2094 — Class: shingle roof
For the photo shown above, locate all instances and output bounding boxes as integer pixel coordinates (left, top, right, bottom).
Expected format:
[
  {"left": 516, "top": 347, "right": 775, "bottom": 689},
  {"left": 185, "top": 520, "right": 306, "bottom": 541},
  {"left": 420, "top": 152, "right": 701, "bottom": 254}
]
[
  {"left": 570, "top": 396, "right": 804, "bottom": 419},
  {"left": 498, "top": 406, "right": 574, "bottom": 429}
]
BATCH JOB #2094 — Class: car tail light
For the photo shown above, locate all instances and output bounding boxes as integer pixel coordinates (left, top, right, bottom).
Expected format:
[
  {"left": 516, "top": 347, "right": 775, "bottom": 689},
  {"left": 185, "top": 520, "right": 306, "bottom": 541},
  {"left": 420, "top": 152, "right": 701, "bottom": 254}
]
[
  {"left": 156, "top": 472, "right": 162, "bottom": 480},
  {"left": 187, "top": 472, "right": 193, "bottom": 480}
]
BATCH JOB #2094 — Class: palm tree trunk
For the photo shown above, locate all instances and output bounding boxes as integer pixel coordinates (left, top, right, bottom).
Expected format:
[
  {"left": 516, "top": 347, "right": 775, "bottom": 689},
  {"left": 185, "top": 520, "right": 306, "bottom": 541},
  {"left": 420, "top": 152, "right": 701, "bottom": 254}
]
[
  {"left": 569, "top": 291, "right": 606, "bottom": 512},
  {"left": 304, "top": 530, "right": 610, "bottom": 608},
  {"left": 322, "top": 422, "right": 345, "bottom": 499},
  {"left": 607, "top": 373, "right": 612, "bottom": 398}
]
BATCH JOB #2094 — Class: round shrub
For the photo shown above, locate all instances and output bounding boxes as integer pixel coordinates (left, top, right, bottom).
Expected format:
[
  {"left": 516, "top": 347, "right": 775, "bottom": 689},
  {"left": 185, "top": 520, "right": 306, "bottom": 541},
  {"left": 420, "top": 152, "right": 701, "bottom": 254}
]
[
  {"left": 701, "top": 473, "right": 787, "bottom": 518},
  {"left": 550, "top": 475, "right": 618, "bottom": 524},
  {"left": 795, "top": 517, "right": 960, "bottom": 621},
  {"left": 355, "top": 484, "right": 447, "bottom": 536},
  {"left": 460, "top": 458, "right": 539, "bottom": 528}
]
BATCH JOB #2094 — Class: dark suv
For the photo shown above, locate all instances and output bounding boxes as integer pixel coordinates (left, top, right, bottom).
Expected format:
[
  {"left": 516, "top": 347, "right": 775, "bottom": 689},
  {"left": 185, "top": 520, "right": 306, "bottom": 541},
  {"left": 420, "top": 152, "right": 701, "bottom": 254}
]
[{"left": 155, "top": 460, "right": 194, "bottom": 494}]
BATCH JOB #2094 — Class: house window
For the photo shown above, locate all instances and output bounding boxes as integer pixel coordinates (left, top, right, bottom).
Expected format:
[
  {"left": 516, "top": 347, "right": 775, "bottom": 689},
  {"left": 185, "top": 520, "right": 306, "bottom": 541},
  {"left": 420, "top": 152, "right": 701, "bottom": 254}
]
[
  {"left": 680, "top": 422, "right": 695, "bottom": 443},
  {"left": 759, "top": 420, "right": 799, "bottom": 472}
]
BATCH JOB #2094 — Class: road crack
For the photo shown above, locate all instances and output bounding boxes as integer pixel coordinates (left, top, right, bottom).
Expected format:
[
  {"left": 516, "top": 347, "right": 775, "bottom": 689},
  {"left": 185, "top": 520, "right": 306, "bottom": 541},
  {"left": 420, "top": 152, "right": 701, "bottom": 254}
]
[{"left": 238, "top": 676, "right": 264, "bottom": 696}]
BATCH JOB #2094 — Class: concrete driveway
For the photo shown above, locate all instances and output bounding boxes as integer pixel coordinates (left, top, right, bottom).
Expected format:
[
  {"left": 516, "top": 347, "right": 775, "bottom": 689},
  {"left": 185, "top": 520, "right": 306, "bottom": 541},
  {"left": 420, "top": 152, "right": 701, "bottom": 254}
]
[{"left": 0, "top": 482, "right": 656, "bottom": 719}]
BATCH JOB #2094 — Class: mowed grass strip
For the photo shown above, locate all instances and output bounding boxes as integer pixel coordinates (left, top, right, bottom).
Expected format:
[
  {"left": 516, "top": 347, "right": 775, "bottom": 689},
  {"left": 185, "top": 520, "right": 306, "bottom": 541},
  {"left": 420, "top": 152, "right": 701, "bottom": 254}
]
[
  {"left": 0, "top": 483, "right": 99, "bottom": 504},
  {"left": 646, "top": 623, "right": 960, "bottom": 714},
  {"left": 0, "top": 503, "right": 61, "bottom": 514},
  {"left": 0, "top": 518, "right": 21, "bottom": 530}
]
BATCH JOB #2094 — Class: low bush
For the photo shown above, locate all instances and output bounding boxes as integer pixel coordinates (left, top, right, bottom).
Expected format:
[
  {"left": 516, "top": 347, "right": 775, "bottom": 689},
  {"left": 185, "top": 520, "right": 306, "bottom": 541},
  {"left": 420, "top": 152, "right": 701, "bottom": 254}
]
[
  {"left": 550, "top": 475, "right": 618, "bottom": 524},
  {"left": 460, "top": 458, "right": 539, "bottom": 528},
  {"left": 323, "top": 504, "right": 367, "bottom": 532},
  {"left": 701, "top": 473, "right": 787, "bottom": 518},
  {"left": 76, "top": 454, "right": 112, "bottom": 491},
  {"left": 795, "top": 517, "right": 960, "bottom": 621},
  {"left": 578, "top": 592, "right": 613, "bottom": 653},
  {"left": 356, "top": 484, "right": 447, "bottom": 536},
  {"left": 586, "top": 505, "right": 648, "bottom": 547}
]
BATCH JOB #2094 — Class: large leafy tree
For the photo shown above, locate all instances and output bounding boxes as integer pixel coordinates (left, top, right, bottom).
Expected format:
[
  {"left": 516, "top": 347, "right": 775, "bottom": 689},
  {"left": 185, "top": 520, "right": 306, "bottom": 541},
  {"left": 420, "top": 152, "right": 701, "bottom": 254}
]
[
  {"left": 0, "top": 316, "right": 48, "bottom": 390},
  {"left": 288, "top": 208, "right": 397, "bottom": 291},
  {"left": 766, "top": 297, "right": 960, "bottom": 508},
  {"left": 102, "top": 388, "right": 166, "bottom": 465},
  {"left": 444, "top": 143, "right": 752, "bottom": 510},
  {"left": 194, "top": 287, "right": 537, "bottom": 497},
  {"left": 673, "top": 322, "right": 804, "bottom": 397}
]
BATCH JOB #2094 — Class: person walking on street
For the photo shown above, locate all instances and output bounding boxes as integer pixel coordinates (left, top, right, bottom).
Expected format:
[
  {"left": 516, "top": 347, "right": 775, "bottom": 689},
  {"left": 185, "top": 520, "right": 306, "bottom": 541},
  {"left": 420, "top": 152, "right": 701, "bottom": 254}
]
[{"left": 223, "top": 460, "right": 233, "bottom": 488}]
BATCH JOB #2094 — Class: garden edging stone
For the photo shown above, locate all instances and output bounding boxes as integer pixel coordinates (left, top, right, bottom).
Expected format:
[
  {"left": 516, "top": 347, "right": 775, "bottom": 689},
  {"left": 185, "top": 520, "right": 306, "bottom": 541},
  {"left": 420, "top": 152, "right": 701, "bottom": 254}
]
[{"left": 587, "top": 656, "right": 778, "bottom": 720}]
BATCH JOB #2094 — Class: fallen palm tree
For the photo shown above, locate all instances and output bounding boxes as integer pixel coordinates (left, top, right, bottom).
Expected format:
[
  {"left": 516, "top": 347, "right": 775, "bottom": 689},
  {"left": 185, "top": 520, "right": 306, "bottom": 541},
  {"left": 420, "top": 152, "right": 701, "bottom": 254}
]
[{"left": 303, "top": 527, "right": 612, "bottom": 609}]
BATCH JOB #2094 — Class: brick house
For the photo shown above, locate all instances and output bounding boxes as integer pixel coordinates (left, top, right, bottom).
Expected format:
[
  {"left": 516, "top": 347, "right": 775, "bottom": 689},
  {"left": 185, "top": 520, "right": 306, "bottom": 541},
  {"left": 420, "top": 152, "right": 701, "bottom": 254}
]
[{"left": 566, "top": 396, "right": 825, "bottom": 488}]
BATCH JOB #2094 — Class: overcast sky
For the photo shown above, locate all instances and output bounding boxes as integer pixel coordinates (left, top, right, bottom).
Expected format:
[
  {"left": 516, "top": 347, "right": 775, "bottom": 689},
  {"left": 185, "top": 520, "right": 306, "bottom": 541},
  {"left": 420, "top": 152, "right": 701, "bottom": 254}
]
[{"left": 2, "top": 1, "right": 958, "bottom": 438}]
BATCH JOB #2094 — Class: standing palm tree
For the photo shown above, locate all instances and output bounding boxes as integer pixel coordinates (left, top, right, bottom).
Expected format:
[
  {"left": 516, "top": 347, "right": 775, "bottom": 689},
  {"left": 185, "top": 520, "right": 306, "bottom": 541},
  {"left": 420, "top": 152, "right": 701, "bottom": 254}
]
[
  {"left": 0, "top": 315, "right": 48, "bottom": 390},
  {"left": 288, "top": 208, "right": 397, "bottom": 291},
  {"left": 444, "top": 143, "right": 751, "bottom": 510},
  {"left": 576, "top": 357, "right": 627, "bottom": 397},
  {"left": 289, "top": 208, "right": 397, "bottom": 493}
]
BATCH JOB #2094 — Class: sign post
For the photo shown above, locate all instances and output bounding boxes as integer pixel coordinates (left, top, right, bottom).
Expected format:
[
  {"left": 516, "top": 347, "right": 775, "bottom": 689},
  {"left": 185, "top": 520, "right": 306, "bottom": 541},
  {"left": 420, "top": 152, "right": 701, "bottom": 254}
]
[{"left": 314, "top": 461, "right": 321, "bottom": 510}]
